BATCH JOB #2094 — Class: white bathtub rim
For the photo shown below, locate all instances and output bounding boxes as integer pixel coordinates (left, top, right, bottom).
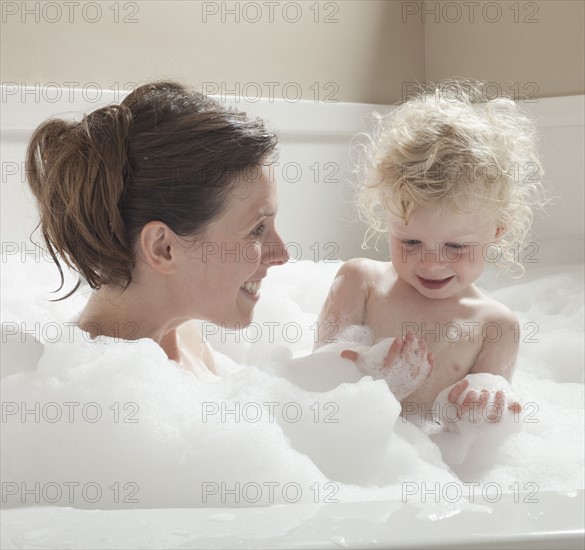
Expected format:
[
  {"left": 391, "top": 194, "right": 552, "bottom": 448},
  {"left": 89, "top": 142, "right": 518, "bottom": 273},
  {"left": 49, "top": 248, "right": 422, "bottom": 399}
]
[{"left": 1, "top": 489, "right": 583, "bottom": 550}]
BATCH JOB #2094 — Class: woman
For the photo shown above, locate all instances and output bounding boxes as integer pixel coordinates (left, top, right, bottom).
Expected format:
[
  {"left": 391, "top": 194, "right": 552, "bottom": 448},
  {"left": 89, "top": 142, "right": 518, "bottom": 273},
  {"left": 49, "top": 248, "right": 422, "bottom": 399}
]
[{"left": 26, "top": 80, "right": 288, "bottom": 376}]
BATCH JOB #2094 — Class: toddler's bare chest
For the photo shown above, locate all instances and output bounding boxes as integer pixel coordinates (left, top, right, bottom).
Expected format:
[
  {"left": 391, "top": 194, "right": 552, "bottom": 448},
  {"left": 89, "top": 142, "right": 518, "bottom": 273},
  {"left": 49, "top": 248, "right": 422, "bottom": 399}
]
[{"left": 365, "top": 295, "right": 486, "bottom": 397}]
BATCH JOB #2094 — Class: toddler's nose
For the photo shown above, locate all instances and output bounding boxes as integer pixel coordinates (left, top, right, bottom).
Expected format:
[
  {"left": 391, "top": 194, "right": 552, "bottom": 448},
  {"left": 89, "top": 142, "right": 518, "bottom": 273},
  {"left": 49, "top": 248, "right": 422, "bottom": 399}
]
[{"left": 420, "top": 247, "right": 446, "bottom": 268}]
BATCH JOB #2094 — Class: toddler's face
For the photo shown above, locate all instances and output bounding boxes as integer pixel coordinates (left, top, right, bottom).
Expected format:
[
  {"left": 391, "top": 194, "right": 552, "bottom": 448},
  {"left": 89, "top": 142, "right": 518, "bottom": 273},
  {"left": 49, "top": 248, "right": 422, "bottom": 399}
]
[{"left": 388, "top": 205, "right": 502, "bottom": 300}]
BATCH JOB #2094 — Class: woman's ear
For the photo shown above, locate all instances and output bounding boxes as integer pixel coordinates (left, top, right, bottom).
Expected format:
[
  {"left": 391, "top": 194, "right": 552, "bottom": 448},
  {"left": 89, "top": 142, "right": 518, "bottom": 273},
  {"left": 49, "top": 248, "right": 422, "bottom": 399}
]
[{"left": 139, "top": 221, "right": 177, "bottom": 275}]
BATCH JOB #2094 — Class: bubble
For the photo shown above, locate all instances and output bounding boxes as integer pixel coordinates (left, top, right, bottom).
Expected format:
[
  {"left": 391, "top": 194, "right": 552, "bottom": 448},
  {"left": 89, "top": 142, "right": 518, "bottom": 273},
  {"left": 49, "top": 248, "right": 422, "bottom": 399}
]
[{"left": 1, "top": 255, "right": 583, "bottom": 510}]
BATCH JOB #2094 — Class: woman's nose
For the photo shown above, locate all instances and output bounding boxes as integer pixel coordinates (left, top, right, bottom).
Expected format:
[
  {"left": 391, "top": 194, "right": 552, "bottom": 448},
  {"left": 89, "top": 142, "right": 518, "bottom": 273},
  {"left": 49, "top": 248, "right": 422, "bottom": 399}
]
[{"left": 262, "top": 230, "right": 289, "bottom": 266}]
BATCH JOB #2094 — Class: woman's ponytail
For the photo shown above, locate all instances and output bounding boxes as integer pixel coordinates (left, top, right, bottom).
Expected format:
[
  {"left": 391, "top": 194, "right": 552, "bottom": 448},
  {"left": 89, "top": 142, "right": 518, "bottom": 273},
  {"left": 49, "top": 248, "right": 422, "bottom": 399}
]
[{"left": 25, "top": 104, "right": 135, "bottom": 298}]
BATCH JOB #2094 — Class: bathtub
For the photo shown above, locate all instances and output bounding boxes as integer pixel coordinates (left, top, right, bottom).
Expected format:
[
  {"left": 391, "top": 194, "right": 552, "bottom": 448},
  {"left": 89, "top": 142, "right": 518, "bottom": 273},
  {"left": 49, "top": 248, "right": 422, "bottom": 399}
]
[{"left": 1, "top": 84, "right": 584, "bottom": 549}]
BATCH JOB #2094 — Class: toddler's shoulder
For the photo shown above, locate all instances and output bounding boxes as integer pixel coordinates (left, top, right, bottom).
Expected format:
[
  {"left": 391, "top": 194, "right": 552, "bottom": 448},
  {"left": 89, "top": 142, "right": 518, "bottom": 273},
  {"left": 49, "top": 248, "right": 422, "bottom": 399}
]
[
  {"left": 336, "top": 257, "right": 390, "bottom": 285},
  {"left": 492, "top": 301, "right": 518, "bottom": 325},
  {"left": 477, "top": 292, "right": 518, "bottom": 326}
]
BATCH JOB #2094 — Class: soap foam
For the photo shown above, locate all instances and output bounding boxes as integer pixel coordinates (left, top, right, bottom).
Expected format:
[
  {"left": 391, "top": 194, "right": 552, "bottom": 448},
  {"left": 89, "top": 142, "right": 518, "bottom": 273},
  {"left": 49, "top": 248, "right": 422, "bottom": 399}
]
[{"left": 1, "top": 256, "right": 583, "bottom": 509}]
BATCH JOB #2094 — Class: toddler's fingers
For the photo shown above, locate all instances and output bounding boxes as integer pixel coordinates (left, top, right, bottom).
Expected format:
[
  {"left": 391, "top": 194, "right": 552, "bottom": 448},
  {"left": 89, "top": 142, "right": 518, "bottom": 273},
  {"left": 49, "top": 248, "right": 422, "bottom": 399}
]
[
  {"left": 508, "top": 401, "right": 522, "bottom": 414},
  {"left": 398, "top": 332, "right": 414, "bottom": 351},
  {"left": 426, "top": 353, "right": 435, "bottom": 376},
  {"left": 392, "top": 337, "right": 405, "bottom": 352},
  {"left": 448, "top": 379, "right": 469, "bottom": 403},
  {"left": 340, "top": 349, "right": 359, "bottom": 363},
  {"left": 461, "top": 389, "right": 478, "bottom": 408},
  {"left": 414, "top": 337, "right": 426, "bottom": 359},
  {"left": 478, "top": 389, "right": 490, "bottom": 413},
  {"left": 487, "top": 391, "right": 506, "bottom": 422},
  {"left": 404, "top": 331, "right": 416, "bottom": 342},
  {"left": 382, "top": 337, "right": 404, "bottom": 368}
]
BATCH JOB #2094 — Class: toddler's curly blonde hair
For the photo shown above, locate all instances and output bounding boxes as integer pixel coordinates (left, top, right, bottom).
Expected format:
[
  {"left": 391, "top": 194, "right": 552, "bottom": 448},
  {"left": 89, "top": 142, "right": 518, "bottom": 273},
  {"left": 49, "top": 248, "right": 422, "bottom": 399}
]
[{"left": 355, "top": 79, "right": 547, "bottom": 274}]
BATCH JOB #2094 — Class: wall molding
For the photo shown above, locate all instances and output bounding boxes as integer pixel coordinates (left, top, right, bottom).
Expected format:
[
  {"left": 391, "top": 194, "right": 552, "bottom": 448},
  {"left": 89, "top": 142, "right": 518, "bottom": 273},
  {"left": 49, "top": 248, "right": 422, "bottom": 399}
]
[{"left": 2, "top": 86, "right": 583, "bottom": 138}]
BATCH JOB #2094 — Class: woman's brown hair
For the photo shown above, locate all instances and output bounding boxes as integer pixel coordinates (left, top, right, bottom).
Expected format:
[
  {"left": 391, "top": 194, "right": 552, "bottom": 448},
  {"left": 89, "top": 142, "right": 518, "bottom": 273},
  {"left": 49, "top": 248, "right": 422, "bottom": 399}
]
[{"left": 25, "top": 81, "right": 278, "bottom": 299}]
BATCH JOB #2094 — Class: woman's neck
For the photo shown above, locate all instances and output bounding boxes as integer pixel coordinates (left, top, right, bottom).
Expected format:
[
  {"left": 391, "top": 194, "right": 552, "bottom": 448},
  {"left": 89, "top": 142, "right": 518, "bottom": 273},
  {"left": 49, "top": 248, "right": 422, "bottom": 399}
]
[{"left": 76, "top": 284, "right": 215, "bottom": 373}]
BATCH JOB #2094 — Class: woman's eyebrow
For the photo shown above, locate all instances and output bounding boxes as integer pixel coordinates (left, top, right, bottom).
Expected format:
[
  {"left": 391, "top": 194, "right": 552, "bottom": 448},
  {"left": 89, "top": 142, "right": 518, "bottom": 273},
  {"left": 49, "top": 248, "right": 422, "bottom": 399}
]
[
  {"left": 259, "top": 207, "right": 276, "bottom": 217},
  {"left": 253, "top": 207, "right": 276, "bottom": 221},
  {"left": 246, "top": 208, "right": 276, "bottom": 227}
]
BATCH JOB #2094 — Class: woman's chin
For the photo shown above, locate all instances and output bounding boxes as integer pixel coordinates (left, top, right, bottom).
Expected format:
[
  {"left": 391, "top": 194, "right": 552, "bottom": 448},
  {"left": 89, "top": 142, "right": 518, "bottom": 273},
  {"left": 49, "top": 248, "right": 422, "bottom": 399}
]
[{"left": 201, "top": 287, "right": 262, "bottom": 329}]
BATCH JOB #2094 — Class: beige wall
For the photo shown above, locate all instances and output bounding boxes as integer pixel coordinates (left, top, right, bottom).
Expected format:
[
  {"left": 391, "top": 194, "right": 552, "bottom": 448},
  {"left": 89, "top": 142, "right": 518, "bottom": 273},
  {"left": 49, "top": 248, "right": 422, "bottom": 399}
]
[
  {"left": 425, "top": 0, "right": 585, "bottom": 98},
  {"left": 0, "top": 0, "right": 424, "bottom": 105},
  {"left": 0, "top": 0, "right": 583, "bottom": 103}
]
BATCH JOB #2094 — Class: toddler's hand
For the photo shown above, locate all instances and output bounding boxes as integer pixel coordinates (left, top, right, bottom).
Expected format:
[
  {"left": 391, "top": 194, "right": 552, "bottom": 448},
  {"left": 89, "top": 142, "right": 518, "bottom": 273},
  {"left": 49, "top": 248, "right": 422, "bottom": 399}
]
[
  {"left": 447, "top": 378, "right": 521, "bottom": 425},
  {"left": 340, "top": 332, "right": 434, "bottom": 401}
]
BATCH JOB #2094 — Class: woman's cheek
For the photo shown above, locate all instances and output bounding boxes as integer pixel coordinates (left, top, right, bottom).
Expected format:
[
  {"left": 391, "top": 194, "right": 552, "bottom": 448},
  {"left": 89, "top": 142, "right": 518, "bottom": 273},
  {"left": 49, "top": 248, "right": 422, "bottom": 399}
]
[{"left": 241, "top": 241, "right": 262, "bottom": 270}]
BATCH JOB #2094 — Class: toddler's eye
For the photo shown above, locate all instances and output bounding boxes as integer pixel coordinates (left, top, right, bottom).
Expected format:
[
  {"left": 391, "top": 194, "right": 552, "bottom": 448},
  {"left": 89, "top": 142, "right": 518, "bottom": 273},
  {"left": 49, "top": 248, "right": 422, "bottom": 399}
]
[
  {"left": 446, "top": 242, "right": 467, "bottom": 250},
  {"left": 403, "top": 240, "right": 421, "bottom": 246}
]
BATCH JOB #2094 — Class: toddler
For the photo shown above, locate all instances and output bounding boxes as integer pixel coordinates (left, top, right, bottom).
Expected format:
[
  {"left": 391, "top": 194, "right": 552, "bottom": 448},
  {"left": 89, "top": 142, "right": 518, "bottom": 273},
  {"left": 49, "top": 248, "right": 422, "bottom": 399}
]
[{"left": 314, "top": 80, "right": 545, "bottom": 428}]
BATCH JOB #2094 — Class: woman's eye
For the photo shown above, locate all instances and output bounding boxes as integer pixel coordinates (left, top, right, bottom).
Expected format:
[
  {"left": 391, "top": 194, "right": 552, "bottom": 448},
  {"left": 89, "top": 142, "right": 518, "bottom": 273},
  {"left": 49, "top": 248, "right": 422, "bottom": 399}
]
[{"left": 252, "top": 224, "right": 266, "bottom": 237}]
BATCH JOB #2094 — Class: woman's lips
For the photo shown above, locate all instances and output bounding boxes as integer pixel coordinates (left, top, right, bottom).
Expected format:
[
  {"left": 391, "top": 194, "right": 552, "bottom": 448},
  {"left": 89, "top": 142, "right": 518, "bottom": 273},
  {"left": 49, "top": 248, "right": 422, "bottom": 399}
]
[
  {"left": 239, "top": 279, "right": 262, "bottom": 302},
  {"left": 417, "top": 275, "right": 454, "bottom": 290}
]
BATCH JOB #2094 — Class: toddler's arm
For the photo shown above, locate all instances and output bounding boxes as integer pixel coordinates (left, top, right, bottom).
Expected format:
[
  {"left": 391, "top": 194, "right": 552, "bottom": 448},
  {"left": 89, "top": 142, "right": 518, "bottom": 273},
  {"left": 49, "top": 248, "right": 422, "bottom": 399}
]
[
  {"left": 313, "top": 259, "right": 372, "bottom": 351},
  {"left": 449, "top": 306, "right": 521, "bottom": 422}
]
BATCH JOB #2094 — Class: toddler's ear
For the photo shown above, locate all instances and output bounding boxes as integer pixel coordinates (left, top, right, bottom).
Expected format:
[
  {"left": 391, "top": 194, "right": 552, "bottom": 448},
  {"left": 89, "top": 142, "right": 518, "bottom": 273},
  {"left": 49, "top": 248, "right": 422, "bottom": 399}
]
[{"left": 494, "top": 226, "right": 506, "bottom": 240}]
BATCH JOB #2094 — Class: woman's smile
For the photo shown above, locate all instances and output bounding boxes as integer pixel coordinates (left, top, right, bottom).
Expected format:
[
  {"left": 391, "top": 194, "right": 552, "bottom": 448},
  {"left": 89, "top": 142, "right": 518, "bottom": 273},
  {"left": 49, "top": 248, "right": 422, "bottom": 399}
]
[{"left": 240, "top": 279, "right": 262, "bottom": 301}]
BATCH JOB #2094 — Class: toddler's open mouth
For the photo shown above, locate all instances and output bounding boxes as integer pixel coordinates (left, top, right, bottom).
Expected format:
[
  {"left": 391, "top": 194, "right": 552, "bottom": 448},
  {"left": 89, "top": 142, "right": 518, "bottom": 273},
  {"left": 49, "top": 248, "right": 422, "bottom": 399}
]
[{"left": 417, "top": 275, "right": 454, "bottom": 290}]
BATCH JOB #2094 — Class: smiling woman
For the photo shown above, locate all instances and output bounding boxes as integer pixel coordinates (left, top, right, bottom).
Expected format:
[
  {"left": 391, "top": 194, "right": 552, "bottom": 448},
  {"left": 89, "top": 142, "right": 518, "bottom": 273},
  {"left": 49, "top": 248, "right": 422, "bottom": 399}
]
[{"left": 24, "top": 80, "right": 288, "bottom": 373}]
